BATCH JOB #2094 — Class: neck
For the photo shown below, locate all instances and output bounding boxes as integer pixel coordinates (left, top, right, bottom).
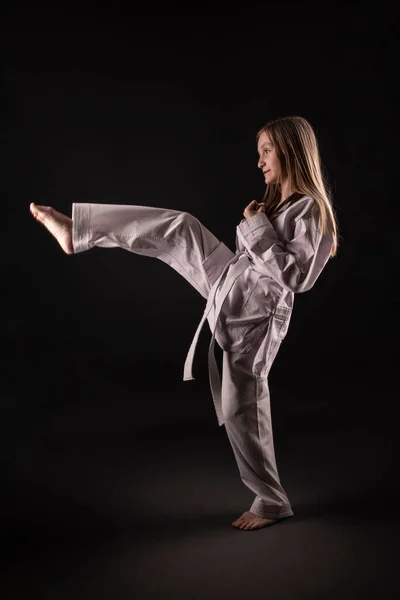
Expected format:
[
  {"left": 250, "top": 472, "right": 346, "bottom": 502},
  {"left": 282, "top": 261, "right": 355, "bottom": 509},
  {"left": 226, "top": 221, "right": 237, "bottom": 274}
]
[{"left": 280, "top": 179, "right": 291, "bottom": 203}]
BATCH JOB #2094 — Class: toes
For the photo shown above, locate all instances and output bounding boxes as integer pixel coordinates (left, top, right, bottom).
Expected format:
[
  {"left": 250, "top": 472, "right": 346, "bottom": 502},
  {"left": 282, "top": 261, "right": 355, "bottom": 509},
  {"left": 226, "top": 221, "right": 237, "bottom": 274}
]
[
  {"left": 233, "top": 514, "right": 280, "bottom": 531},
  {"left": 232, "top": 519, "right": 244, "bottom": 527},
  {"left": 233, "top": 518, "right": 262, "bottom": 531},
  {"left": 233, "top": 512, "right": 266, "bottom": 531}
]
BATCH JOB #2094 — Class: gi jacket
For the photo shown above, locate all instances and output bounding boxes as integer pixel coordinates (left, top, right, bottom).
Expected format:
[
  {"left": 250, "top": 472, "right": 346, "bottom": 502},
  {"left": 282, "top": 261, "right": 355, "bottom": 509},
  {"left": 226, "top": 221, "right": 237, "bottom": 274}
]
[{"left": 184, "top": 195, "right": 335, "bottom": 425}]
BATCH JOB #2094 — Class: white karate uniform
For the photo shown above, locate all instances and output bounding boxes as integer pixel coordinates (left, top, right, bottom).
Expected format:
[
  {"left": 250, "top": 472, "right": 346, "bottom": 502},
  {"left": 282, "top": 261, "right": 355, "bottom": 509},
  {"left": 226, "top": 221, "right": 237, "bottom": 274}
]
[{"left": 71, "top": 196, "right": 334, "bottom": 519}]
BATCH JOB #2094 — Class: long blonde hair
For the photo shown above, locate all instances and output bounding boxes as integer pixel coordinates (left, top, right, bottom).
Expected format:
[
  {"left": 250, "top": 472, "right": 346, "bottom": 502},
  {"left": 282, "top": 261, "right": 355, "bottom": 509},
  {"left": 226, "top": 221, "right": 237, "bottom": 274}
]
[{"left": 257, "top": 115, "right": 339, "bottom": 257}]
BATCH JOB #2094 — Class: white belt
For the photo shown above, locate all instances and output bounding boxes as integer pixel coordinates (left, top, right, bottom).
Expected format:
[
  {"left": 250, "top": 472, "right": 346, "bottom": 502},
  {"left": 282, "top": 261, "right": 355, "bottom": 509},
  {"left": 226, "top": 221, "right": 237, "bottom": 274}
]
[{"left": 183, "top": 251, "right": 251, "bottom": 426}]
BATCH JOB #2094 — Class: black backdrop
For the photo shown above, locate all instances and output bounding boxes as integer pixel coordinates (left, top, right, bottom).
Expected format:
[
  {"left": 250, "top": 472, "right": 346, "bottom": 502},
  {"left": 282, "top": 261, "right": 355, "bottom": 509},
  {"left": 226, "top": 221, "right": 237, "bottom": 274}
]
[
  {"left": 2, "top": 1, "right": 398, "bottom": 597},
  {"left": 5, "top": 2, "right": 396, "bottom": 426}
]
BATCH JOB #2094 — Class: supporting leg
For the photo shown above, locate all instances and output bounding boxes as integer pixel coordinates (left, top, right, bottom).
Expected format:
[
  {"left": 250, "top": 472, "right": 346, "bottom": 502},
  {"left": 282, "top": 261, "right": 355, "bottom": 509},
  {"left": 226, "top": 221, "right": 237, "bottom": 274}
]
[{"left": 221, "top": 348, "right": 294, "bottom": 529}]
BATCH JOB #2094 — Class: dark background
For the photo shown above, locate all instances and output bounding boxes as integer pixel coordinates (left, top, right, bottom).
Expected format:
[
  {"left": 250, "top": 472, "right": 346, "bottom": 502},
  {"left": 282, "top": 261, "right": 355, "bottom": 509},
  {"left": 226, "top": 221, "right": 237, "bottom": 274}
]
[{"left": 2, "top": 1, "right": 398, "bottom": 598}]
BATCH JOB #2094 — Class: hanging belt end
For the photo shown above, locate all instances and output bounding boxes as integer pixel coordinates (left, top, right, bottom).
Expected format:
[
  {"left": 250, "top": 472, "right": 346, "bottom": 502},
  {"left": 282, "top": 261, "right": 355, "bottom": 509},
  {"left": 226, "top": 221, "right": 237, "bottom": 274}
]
[
  {"left": 183, "top": 362, "right": 195, "bottom": 382},
  {"left": 183, "top": 340, "right": 197, "bottom": 383}
]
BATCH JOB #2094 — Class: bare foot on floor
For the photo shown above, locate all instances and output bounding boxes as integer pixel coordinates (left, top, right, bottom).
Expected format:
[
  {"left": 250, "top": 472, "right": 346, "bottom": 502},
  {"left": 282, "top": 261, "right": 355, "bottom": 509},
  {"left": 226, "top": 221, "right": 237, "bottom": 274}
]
[
  {"left": 30, "top": 203, "right": 74, "bottom": 254},
  {"left": 232, "top": 511, "right": 278, "bottom": 531}
]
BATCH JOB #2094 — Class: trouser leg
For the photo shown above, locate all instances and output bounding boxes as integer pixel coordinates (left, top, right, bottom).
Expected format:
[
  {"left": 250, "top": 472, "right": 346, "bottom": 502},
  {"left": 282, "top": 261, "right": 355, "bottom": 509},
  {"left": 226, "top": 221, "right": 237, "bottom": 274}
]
[
  {"left": 221, "top": 348, "right": 294, "bottom": 520},
  {"left": 71, "top": 203, "right": 234, "bottom": 297}
]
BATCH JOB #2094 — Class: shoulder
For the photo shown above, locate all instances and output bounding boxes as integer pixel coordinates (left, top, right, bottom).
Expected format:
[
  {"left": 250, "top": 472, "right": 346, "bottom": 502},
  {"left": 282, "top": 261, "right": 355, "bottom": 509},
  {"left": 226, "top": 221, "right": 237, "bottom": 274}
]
[
  {"left": 278, "top": 196, "right": 321, "bottom": 244},
  {"left": 281, "top": 195, "right": 316, "bottom": 220}
]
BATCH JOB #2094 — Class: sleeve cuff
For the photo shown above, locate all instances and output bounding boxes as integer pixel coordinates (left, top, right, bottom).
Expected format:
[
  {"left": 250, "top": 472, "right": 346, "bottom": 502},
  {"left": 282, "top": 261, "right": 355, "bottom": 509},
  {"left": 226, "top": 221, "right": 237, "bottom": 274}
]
[{"left": 238, "top": 212, "right": 277, "bottom": 239}]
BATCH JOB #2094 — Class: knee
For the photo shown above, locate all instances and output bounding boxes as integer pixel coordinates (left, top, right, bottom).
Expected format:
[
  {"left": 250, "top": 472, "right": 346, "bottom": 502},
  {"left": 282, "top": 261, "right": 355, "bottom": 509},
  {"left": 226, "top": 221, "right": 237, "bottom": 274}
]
[
  {"left": 176, "top": 211, "right": 197, "bottom": 229},
  {"left": 170, "top": 211, "right": 200, "bottom": 241},
  {"left": 221, "top": 398, "right": 256, "bottom": 423},
  {"left": 221, "top": 405, "right": 236, "bottom": 422}
]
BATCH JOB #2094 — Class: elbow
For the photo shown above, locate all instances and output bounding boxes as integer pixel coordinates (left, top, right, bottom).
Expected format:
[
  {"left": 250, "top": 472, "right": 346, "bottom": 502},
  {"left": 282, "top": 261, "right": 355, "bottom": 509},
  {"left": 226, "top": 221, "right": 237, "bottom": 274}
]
[
  {"left": 282, "top": 281, "right": 313, "bottom": 294},
  {"left": 261, "top": 270, "right": 314, "bottom": 294},
  {"left": 295, "top": 281, "right": 314, "bottom": 293},
  {"left": 289, "top": 272, "right": 315, "bottom": 294}
]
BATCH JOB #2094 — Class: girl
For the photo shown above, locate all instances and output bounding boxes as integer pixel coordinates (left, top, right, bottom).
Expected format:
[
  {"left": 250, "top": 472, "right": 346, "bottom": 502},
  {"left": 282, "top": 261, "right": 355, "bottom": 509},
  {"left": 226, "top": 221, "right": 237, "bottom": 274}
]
[{"left": 30, "top": 115, "right": 339, "bottom": 531}]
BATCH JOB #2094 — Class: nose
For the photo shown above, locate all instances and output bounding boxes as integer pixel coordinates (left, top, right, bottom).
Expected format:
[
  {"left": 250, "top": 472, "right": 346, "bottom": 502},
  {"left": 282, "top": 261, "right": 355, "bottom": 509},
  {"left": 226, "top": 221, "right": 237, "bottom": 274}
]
[{"left": 257, "top": 156, "right": 264, "bottom": 169}]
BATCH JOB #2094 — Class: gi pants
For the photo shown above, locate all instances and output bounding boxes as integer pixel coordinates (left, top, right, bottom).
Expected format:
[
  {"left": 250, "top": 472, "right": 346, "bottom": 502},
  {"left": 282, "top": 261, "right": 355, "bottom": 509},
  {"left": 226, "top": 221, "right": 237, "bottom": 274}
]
[{"left": 72, "top": 203, "right": 294, "bottom": 520}]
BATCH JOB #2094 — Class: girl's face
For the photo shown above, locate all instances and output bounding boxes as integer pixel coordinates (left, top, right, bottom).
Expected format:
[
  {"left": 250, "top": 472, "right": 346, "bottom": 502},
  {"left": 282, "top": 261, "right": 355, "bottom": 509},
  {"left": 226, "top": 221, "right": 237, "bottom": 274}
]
[{"left": 257, "top": 131, "right": 285, "bottom": 186}]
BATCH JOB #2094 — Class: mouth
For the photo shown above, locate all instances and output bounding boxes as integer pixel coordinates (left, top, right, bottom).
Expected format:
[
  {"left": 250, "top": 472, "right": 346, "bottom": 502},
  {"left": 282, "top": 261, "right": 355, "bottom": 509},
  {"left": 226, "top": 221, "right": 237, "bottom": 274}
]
[{"left": 263, "top": 170, "right": 270, "bottom": 175}]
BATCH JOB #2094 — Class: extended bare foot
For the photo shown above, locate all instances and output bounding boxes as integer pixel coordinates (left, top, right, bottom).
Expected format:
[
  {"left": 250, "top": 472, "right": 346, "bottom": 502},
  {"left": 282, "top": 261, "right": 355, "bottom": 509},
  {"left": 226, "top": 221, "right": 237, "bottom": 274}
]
[
  {"left": 30, "top": 203, "right": 74, "bottom": 254},
  {"left": 232, "top": 511, "right": 278, "bottom": 531}
]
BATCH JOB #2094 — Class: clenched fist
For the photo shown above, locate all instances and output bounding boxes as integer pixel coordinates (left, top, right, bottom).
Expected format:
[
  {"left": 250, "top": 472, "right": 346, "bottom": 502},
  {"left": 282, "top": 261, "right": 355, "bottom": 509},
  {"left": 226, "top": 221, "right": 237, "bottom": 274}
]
[{"left": 243, "top": 200, "right": 266, "bottom": 220}]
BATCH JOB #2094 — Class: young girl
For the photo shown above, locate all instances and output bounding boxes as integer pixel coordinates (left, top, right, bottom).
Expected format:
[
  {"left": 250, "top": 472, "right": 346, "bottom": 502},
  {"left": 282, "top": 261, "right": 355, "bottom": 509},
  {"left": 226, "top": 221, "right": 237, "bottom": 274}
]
[{"left": 30, "top": 115, "right": 338, "bottom": 532}]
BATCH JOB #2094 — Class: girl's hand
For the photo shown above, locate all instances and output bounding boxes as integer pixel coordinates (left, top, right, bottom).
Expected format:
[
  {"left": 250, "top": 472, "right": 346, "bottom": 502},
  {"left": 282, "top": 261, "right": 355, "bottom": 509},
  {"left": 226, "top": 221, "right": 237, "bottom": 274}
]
[{"left": 243, "top": 200, "right": 266, "bottom": 220}]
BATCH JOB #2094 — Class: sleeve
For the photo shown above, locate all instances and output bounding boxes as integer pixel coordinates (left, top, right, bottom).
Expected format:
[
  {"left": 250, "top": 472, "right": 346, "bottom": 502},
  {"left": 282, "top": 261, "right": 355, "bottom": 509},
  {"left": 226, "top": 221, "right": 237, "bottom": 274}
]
[{"left": 236, "top": 196, "right": 334, "bottom": 293}]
